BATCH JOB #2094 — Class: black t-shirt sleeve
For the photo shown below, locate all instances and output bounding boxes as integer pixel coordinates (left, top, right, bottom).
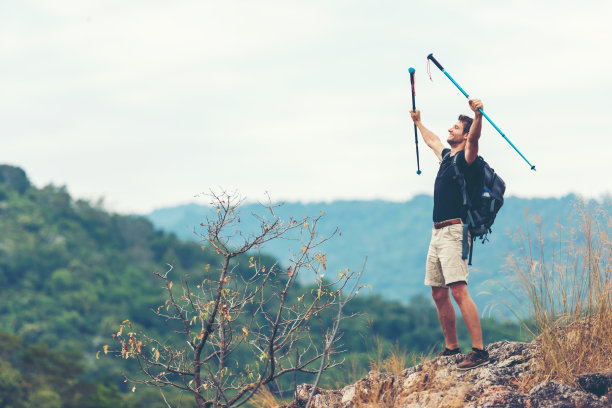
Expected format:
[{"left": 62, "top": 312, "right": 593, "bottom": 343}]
[
  {"left": 455, "top": 150, "right": 479, "bottom": 176},
  {"left": 455, "top": 150, "right": 469, "bottom": 171}
]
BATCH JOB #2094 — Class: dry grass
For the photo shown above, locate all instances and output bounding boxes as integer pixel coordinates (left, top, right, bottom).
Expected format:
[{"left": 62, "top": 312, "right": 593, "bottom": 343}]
[
  {"left": 368, "top": 341, "right": 408, "bottom": 375},
  {"left": 408, "top": 351, "right": 434, "bottom": 368},
  {"left": 247, "top": 386, "right": 281, "bottom": 408},
  {"left": 367, "top": 336, "right": 435, "bottom": 375},
  {"left": 508, "top": 199, "right": 612, "bottom": 388}
]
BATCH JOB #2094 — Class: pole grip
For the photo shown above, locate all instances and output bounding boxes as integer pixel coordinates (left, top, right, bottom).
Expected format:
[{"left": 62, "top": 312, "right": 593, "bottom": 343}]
[
  {"left": 427, "top": 53, "right": 444, "bottom": 71},
  {"left": 408, "top": 68, "right": 416, "bottom": 109}
]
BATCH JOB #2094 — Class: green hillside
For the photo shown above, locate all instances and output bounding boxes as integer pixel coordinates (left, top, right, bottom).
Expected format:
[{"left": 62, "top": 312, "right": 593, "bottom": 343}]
[
  {"left": 0, "top": 165, "right": 524, "bottom": 407},
  {"left": 0, "top": 165, "right": 244, "bottom": 406}
]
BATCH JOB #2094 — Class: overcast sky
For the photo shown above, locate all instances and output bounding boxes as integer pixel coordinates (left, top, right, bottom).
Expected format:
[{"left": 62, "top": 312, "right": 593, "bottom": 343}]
[{"left": 2, "top": 1, "right": 610, "bottom": 214}]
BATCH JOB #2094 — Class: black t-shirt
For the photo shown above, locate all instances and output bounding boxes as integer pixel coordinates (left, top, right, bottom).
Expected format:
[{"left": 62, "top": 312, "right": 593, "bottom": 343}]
[{"left": 433, "top": 148, "right": 484, "bottom": 223}]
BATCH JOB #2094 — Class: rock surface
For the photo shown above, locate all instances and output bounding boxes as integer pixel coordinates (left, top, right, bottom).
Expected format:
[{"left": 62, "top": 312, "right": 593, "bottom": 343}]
[
  {"left": 284, "top": 341, "right": 611, "bottom": 408},
  {"left": 578, "top": 372, "right": 612, "bottom": 397}
]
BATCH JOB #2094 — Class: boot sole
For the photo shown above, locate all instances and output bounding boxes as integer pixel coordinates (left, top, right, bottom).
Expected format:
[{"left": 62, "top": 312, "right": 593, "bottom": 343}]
[{"left": 456, "top": 360, "right": 489, "bottom": 371}]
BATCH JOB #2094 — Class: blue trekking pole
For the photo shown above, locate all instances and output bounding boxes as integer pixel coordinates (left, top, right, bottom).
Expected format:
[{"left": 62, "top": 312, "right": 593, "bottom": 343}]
[
  {"left": 427, "top": 53, "right": 536, "bottom": 171},
  {"left": 408, "top": 67, "right": 422, "bottom": 175}
]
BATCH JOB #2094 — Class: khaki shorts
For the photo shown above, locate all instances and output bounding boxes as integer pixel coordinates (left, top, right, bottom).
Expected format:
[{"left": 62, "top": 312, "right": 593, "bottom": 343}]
[{"left": 425, "top": 223, "right": 470, "bottom": 287}]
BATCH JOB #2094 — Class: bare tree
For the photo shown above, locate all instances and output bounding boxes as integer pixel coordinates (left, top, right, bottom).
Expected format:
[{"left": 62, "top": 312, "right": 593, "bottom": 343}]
[{"left": 106, "top": 191, "right": 362, "bottom": 407}]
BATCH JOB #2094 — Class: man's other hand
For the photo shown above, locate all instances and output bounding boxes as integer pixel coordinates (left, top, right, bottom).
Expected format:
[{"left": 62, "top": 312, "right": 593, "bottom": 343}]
[{"left": 410, "top": 110, "right": 421, "bottom": 124}]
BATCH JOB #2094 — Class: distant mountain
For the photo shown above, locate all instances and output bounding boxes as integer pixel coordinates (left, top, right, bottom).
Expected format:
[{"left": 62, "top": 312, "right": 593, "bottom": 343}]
[{"left": 145, "top": 195, "right": 609, "bottom": 314}]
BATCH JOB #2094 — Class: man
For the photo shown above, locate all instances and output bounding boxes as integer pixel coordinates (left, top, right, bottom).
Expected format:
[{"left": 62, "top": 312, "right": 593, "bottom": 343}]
[{"left": 410, "top": 98, "right": 489, "bottom": 370}]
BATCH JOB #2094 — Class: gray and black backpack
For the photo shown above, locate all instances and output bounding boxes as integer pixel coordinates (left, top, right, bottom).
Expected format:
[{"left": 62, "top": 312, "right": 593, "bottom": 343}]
[{"left": 446, "top": 152, "right": 506, "bottom": 265}]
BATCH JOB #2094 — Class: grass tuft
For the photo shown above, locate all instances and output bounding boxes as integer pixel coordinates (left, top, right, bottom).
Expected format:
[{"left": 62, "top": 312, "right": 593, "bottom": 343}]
[
  {"left": 508, "top": 199, "right": 612, "bottom": 388},
  {"left": 247, "top": 386, "right": 281, "bottom": 408},
  {"left": 368, "top": 340, "right": 408, "bottom": 375}
]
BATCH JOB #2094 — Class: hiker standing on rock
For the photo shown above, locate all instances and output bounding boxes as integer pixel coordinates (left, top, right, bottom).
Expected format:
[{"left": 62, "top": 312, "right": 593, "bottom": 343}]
[{"left": 410, "top": 98, "right": 490, "bottom": 370}]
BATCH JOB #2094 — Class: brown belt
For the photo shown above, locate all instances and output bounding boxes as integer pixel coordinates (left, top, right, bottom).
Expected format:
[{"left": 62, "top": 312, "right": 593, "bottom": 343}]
[{"left": 434, "top": 218, "right": 462, "bottom": 229}]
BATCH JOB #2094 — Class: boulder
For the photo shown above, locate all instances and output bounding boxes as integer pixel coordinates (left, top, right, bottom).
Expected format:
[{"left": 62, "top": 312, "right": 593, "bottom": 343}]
[
  {"left": 528, "top": 380, "right": 608, "bottom": 408},
  {"left": 287, "top": 340, "right": 611, "bottom": 408},
  {"left": 577, "top": 372, "right": 612, "bottom": 397}
]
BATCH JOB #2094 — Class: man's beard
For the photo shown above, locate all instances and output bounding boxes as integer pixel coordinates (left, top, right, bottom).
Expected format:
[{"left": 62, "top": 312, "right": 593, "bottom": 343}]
[{"left": 447, "top": 137, "right": 460, "bottom": 146}]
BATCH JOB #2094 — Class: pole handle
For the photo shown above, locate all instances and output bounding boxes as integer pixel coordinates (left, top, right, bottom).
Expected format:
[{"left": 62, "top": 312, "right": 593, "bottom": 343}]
[
  {"left": 427, "top": 53, "right": 444, "bottom": 71},
  {"left": 408, "top": 68, "right": 416, "bottom": 109}
]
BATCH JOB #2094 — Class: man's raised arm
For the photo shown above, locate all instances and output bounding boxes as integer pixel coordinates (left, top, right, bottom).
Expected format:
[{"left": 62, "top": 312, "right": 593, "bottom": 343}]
[
  {"left": 464, "top": 99, "right": 483, "bottom": 165},
  {"left": 410, "top": 110, "right": 445, "bottom": 161}
]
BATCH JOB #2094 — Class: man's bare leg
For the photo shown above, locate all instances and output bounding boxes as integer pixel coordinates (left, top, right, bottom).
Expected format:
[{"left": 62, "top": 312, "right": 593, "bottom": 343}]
[
  {"left": 450, "top": 282, "right": 483, "bottom": 349},
  {"left": 431, "top": 286, "right": 458, "bottom": 349}
]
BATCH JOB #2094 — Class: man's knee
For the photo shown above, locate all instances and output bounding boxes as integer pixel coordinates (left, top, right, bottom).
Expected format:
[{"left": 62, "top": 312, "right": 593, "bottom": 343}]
[
  {"left": 449, "top": 282, "right": 469, "bottom": 303},
  {"left": 431, "top": 287, "right": 450, "bottom": 304}
]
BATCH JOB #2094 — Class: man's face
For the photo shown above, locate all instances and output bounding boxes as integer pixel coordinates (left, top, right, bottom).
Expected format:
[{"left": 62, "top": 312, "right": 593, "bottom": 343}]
[{"left": 447, "top": 120, "right": 467, "bottom": 146}]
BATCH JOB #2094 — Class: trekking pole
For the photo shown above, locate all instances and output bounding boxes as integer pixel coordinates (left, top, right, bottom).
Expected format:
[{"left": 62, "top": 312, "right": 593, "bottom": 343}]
[
  {"left": 427, "top": 53, "right": 536, "bottom": 171},
  {"left": 408, "top": 67, "right": 422, "bottom": 175}
]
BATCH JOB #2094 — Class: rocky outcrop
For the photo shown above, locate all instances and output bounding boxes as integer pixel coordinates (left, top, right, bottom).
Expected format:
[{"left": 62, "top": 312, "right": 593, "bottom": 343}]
[{"left": 287, "top": 341, "right": 611, "bottom": 407}]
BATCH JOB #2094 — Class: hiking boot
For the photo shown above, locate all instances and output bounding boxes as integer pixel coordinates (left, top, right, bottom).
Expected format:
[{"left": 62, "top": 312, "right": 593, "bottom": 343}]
[
  {"left": 457, "top": 347, "right": 489, "bottom": 370},
  {"left": 438, "top": 347, "right": 462, "bottom": 357}
]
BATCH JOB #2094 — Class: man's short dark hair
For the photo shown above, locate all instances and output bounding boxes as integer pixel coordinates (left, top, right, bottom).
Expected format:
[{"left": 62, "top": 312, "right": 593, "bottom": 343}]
[{"left": 458, "top": 115, "right": 473, "bottom": 135}]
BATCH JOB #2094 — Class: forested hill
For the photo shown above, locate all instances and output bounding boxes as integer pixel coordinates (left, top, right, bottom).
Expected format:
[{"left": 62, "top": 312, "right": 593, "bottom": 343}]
[
  {"left": 0, "top": 165, "right": 237, "bottom": 406},
  {"left": 146, "top": 194, "right": 610, "bottom": 313},
  {"left": 0, "top": 165, "right": 217, "bottom": 349},
  {"left": 0, "top": 164, "right": 524, "bottom": 407}
]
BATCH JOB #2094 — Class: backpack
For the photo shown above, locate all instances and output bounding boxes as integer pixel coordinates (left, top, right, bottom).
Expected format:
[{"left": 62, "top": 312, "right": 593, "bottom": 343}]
[{"left": 444, "top": 151, "right": 506, "bottom": 265}]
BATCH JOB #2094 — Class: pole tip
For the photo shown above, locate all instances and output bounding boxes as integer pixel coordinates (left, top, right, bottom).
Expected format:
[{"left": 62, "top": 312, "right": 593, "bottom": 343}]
[
  {"left": 408, "top": 67, "right": 415, "bottom": 74},
  {"left": 416, "top": 170, "right": 422, "bottom": 175},
  {"left": 531, "top": 165, "right": 536, "bottom": 171},
  {"left": 427, "top": 53, "right": 433, "bottom": 59}
]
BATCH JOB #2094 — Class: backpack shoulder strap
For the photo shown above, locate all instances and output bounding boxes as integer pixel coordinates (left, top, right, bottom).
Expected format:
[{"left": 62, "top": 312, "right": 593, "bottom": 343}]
[
  {"left": 441, "top": 149, "right": 451, "bottom": 163},
  {"left": 451, "top": 153, "right": 470, "bottom": 208}
]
